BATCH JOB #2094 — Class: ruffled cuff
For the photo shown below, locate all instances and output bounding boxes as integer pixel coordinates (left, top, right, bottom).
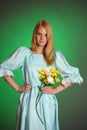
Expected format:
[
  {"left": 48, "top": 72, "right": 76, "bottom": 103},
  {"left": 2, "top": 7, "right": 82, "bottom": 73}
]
[
  {"left": 0, "top": 68, "right": 14, "bottom": 77},
  {"left": 61, "top": 69, "right": 83, "bottom": 86}
]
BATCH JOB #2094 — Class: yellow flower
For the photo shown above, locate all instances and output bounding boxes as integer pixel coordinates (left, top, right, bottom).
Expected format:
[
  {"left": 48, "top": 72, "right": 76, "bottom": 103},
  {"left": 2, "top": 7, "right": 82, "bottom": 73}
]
[
  {"left": 43, "top": 79, "right": 48, "bottom": 84},
  {"left": 39, "top": 76, "right": 43, "bottom": 80},
  {"left": 50, "top": 68, "right": 59, "bottom": 74},
  {"left": 54, "top": 77, "right": 60, "bottom": 83},
  {"left": 50, "top": 68, "right": 60, "bottom": 77},
  {"left": 38, "top": 68, "right": 46, "bottom": 75},
  {"left": 52, "top": 72, "right": 57, "bottom": 77}
]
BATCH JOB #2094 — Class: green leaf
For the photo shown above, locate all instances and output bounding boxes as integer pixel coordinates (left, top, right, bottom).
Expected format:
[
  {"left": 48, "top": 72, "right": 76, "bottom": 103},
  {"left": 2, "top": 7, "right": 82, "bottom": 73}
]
[{"left": 52, "top": 74, "right": 63, "bottom": 88}]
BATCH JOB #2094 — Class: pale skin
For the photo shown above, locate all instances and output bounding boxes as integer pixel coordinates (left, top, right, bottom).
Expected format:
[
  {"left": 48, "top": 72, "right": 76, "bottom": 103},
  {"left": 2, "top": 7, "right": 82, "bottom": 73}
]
[{"left": 3, "top": 26, "right": 72, "bottom": 94}]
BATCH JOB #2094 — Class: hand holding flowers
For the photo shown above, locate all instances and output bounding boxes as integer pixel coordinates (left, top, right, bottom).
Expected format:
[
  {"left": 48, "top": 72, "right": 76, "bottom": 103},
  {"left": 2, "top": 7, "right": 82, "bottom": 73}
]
[{"left": 41, "top": 86, "right": 58, "bottom": 95}]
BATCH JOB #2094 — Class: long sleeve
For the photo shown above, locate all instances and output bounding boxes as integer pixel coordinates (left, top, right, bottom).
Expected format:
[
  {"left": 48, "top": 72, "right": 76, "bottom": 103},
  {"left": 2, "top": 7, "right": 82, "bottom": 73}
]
[
  {"left": 55, "top": 51, "right": 83, "bottom": 85},
  {"left": 0, "top": 46, "right": 31, "bottom": 77}
]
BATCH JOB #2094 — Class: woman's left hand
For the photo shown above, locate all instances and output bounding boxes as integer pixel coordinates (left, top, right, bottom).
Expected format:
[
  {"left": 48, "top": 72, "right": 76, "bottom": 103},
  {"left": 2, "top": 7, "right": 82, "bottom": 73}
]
[{"left": 41, "top": 86, "right": 57, "bottom": 95}]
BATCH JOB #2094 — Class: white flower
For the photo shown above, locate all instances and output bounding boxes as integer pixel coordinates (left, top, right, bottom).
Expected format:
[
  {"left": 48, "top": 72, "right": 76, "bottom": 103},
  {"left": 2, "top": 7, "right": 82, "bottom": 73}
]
[{"left": 47, "top": 76, "right": 54, "bottom": 84}]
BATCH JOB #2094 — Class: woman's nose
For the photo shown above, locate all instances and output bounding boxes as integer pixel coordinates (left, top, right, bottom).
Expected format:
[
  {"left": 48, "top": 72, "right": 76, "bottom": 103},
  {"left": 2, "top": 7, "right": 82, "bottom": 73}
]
[{"left": 40, "top": 35, "right": 44, "bottom": 40}]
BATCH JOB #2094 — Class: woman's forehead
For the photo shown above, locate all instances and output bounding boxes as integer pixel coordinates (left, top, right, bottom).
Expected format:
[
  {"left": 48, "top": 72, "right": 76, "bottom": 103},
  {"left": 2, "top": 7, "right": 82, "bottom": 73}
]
[{"left": 36, "top": 26, "right": 47, "bottom": 33}]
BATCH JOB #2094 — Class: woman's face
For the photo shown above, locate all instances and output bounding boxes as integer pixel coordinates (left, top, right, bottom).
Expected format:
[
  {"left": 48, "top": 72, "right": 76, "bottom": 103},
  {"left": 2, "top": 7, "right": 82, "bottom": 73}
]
[{"left": 35, "top": 26, "right": 47, "bottom": 47}]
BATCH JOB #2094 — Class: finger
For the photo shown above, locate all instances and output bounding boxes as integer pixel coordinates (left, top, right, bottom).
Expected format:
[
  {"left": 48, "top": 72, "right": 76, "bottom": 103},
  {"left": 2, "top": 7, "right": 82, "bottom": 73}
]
[
  {"left": 25, "top": 84, "right": 31, "bottom": 87},
  {"left": 42, "top": 89, "right": 50, "bottom": 93},
  {"left": 25, "top": 85, "right": 32, "bottom": 91},
  {"left": 42, "top": 91, "right": 51, "bottom": 94},
  {"left": 42, "top": 87, "right": 52, "bottom": 92},
  {"left": 41, "top": 87, "right": 49, "bottom": 90},
  {"left": 25, "top": 86, "right": 32, "bottom": 90},
  {"left": 25, "top": 87, "right": 31, "bottom": 91}
]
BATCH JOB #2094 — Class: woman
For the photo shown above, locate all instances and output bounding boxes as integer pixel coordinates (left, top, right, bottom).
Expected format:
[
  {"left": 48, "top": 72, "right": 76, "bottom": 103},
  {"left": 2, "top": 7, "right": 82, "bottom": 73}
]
[{"left": 0, "top": 20, "right": 83, "bottom": 130}]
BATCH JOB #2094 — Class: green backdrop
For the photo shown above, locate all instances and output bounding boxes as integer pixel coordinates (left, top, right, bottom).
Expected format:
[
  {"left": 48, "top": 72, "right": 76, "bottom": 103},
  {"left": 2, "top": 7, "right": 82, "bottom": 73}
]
[{"left": 0, "top": 0, "right": 87, "bottom": 130}]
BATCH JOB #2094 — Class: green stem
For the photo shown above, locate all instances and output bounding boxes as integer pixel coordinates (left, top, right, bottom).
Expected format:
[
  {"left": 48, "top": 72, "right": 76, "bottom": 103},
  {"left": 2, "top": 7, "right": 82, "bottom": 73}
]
[{"left": 35, "top": 86, "right": 44, "bottom": 125}]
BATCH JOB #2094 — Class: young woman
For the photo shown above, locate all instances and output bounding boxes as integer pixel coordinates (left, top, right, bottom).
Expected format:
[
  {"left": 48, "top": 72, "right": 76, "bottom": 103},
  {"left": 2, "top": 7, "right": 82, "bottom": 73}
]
[{"left": 0, "top": 20, "right": 83, "bottom": 130}]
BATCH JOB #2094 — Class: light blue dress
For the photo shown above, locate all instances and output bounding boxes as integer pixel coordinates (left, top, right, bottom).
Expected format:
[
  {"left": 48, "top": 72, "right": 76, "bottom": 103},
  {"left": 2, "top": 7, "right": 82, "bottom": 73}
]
[{"left": 0, "top": 47, "right": 83, "bottom": 130}]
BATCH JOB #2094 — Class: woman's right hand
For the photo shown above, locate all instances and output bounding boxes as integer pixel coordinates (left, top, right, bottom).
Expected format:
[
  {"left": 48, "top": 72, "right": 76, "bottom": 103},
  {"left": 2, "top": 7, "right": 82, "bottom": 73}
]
[
  {"left": 17, "top": 84, "right": 32, "bottom": 93},
  {"left": 3, "top": 76, "right": 31, "bottom": 93}
]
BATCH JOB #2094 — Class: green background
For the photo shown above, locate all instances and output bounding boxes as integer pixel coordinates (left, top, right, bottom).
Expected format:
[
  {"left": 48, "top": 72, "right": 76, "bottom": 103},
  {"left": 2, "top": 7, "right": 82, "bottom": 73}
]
[{"left": 0, "top": 0, "right": 87, "bottom": 130}]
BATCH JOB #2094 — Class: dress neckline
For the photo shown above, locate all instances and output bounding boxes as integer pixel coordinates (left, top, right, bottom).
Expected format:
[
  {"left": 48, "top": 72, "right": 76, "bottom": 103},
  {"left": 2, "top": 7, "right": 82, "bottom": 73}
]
[{"left": 29, "top": 48, "right": 43, "bottom": 55}]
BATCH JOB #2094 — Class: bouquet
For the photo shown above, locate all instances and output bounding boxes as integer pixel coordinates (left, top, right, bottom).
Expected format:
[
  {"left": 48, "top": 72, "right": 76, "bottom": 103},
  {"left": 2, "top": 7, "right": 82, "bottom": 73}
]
[
  {"left": 38, "top": 67, "right": 62, "bottom": 89},
  {"left": 35, "top": 67, "right": 63, "bottom": 124}
]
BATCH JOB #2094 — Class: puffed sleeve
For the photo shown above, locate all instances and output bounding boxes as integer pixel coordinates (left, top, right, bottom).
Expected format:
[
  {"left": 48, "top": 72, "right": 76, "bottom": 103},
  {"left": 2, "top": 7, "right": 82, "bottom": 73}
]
[
  {"left": 55, "top": 51, "right": 83, "bottom": 85},
  {"left": 0, "top": 46, "right": 31, "bottom": 77}
]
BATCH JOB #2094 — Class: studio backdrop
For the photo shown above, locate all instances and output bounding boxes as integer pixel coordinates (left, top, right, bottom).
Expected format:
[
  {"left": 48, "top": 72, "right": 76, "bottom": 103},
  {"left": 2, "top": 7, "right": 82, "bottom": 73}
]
[{"left": 0, "top": 0, "right": 87, "bottom": 130}]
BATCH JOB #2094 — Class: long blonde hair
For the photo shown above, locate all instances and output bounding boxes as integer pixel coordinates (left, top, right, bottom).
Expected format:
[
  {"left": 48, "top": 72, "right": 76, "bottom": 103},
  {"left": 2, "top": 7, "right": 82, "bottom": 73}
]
[{"left": 31, "top": 20, "right": 55, "bottom": 66}]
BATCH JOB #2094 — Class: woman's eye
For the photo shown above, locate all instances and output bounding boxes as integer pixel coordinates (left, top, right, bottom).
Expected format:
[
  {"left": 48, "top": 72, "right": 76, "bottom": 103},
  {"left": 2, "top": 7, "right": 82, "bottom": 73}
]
[
  {"left": 37, "top": 33, "right": 41, "bottom": 35},
  {"left": 37, "top": 33, "right": 47, "bottom": 37},
  {"left": 45, "top": 34, "right": 47, "bottom": 37}
]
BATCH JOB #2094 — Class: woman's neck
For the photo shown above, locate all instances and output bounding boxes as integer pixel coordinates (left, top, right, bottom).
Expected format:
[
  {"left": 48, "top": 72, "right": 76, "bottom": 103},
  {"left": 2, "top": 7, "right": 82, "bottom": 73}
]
[{"left": 33, "top": 47, "right": 44, "bottom": 54}]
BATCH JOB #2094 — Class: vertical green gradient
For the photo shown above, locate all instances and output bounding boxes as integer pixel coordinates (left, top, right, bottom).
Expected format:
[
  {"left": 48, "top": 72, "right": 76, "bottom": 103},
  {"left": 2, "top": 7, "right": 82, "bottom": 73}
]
[{"left": 0, "top": 0, "right": 87, "bottom": 130}]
